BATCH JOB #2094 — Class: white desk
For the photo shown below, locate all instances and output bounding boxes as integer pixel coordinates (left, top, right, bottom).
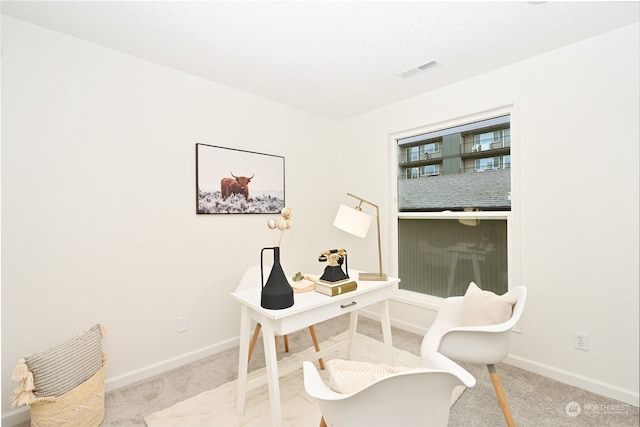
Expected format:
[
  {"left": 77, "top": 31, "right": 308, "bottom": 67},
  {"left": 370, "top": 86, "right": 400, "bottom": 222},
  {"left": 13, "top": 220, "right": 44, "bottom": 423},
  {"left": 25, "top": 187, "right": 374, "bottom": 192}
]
[{"left": 230, "top": 275, "right": 399, "bottom": 427}]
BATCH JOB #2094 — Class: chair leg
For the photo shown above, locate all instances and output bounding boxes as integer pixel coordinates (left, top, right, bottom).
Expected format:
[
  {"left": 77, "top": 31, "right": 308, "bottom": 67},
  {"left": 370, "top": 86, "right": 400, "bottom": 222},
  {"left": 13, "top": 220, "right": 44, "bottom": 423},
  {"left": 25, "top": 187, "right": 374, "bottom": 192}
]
[
  {"left": 319, "top": 416, "right": 327, "bottom": 427},
  {"left": 308, "top": 325, "right": 325, "bottom": 370},
  {"left": 284, "top": 335, "right": 290, "bottom": 353},
  {"left": 248, "top": 324, "right": 261, "bottom": 363},
  {"left": 487, "top": 364, "right": 515, "bottom": 427}
]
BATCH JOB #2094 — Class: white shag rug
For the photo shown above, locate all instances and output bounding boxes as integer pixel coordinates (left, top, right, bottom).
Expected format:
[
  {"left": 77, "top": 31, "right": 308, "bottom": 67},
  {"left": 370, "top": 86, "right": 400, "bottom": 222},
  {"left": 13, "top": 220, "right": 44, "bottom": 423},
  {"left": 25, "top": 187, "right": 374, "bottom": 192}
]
[{"left": 145, "top": 332, "right": 465, "bottom": 427}]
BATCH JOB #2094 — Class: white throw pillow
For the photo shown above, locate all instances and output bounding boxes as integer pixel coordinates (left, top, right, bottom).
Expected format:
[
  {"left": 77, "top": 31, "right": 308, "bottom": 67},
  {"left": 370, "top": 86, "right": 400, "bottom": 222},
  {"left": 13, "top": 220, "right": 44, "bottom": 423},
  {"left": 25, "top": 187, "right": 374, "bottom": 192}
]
[
  {"left": 459, "top": 282, "right": 516, "bottom": 326},
  {"left": 327, "top": 359, "right": 414, "bottom": 394}
]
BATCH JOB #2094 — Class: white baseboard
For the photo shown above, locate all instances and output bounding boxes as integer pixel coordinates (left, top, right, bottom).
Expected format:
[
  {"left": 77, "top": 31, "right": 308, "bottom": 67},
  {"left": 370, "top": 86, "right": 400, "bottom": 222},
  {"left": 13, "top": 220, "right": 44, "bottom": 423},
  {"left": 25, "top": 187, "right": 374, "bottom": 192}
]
[
  {"left": 505, "top": 354, "right": 639, "bottom": 407},
  {"left": 2, "top": 406, "right": 30, "bottom": 426},
  {"left": 389, "top": 317, "right": 428, "bottom": 336},
  {"left": 359, "top": 307, "right": 428, "bottom": 336},
  {"left": 104, "top": 336, "right": 239, "bottom": 392}
]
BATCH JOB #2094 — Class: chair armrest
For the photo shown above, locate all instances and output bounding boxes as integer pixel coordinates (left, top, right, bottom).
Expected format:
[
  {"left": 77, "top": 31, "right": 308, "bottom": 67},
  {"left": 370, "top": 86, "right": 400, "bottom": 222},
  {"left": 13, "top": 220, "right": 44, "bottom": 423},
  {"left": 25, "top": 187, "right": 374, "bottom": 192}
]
[
  {"left": 424, "top": 352, "right": 476, "bottom": 388},
  {"left": 421, "top": 297, "right": 463, "bottom": 357}
]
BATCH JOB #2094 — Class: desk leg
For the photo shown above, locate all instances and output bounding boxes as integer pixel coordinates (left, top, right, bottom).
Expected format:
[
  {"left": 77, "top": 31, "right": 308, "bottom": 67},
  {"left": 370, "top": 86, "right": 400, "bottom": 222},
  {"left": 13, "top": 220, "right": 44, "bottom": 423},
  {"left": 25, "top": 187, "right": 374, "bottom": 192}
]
[
  {"left": 261, "top": 320, "right": 283, "bottom": 427},
  {"left": 379, "top": 300, "right": 394, "bottom": 365},
  {"left": 347, "top": 310, "right": 359, "bottom": 359},
  {"left": 236, "top": 306, "right": 250, "bottom": 417}
]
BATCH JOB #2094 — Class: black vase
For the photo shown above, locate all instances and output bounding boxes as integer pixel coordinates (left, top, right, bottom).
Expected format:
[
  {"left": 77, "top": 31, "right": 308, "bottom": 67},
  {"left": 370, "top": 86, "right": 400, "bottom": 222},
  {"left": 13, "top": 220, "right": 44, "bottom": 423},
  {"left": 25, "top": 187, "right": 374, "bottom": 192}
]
[{"left": 260, "top": 246, "right": 294, "bottom": 309}]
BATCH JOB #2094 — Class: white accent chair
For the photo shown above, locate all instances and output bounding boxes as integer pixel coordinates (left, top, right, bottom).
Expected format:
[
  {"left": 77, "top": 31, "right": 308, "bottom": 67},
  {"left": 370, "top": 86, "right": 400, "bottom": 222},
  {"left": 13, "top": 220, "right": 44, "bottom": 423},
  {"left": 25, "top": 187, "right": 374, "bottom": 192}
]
[
  {"left": 237, "top": 265, "right": 324, "bottom": 369},
  {"left": 303, "top": 353, "right": 475, "bottom": 427},
  {"left": 421, "top": 285, "right": 527, "bottom": 427}
]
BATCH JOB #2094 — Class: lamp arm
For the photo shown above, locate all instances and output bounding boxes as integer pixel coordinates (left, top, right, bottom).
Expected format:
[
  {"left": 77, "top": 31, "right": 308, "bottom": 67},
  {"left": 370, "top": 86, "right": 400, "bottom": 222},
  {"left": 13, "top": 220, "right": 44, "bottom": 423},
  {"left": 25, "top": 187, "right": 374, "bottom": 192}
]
[{"left": 346, "top": 192, "right": 378, "bottom": 210}]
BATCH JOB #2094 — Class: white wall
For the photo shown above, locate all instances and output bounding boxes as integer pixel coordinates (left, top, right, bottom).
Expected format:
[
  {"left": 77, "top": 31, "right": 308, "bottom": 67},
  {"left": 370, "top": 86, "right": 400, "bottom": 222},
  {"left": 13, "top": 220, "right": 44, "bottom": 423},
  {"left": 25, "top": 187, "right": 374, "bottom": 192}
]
[
  {"left": 0, "top": 16, "right": 344, "bottom": 418},
  {"left": 2, "top": 14, "right": 638, "bottom": 422},
  {"left": 336, "top": 23, "right": 639, "bottom": 406}
]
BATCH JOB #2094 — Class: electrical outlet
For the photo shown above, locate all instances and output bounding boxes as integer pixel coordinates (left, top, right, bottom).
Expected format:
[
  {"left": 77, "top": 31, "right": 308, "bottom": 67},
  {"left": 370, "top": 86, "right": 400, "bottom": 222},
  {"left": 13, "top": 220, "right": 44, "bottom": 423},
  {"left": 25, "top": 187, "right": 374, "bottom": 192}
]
[
  {"left": 574, "top": 332, "right": 589, "bottom": 351},
  {"left": 177, "top": 316, "right": 188, "bottom": 333}
]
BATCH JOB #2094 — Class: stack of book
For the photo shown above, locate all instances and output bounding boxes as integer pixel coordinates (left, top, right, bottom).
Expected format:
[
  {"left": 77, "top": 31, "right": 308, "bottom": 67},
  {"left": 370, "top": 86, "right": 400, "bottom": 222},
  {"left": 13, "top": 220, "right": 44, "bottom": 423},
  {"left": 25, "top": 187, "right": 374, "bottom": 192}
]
[{"left": 314, "top": 279, "right": 358, "bottom": 296}]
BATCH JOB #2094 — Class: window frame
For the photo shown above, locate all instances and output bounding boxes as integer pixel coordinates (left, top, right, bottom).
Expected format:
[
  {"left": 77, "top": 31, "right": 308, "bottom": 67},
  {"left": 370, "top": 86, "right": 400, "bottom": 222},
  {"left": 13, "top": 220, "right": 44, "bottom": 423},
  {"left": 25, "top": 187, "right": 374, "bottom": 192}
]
[{"left": 388, "top": 105, "right": 521, "bottom": 306}]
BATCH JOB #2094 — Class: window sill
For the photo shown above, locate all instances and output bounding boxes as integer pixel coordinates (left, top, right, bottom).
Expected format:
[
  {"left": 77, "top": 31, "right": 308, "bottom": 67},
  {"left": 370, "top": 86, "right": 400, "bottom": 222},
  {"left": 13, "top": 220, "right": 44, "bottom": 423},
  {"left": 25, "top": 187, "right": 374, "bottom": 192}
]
[
  {"left": 397, "top": 211, "right": 509, "bottom": 220},
  {"left": 392, "top": 289, "right": 443, "bottom": 312}
]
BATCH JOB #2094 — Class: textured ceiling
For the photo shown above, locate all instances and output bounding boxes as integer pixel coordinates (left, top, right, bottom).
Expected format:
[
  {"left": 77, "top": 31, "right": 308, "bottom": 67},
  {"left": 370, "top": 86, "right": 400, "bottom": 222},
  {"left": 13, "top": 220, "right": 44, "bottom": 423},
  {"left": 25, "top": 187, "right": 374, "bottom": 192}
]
[{"left": 2, "top": 1, "right": 639, "bottom": 120}]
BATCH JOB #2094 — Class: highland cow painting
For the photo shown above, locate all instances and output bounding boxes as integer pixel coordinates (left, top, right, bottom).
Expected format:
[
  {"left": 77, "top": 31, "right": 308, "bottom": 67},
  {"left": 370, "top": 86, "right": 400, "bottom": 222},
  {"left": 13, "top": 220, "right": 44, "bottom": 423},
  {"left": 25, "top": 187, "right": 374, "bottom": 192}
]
[{"left": 196, "top": 144, "right": 285, "bottom": 214}]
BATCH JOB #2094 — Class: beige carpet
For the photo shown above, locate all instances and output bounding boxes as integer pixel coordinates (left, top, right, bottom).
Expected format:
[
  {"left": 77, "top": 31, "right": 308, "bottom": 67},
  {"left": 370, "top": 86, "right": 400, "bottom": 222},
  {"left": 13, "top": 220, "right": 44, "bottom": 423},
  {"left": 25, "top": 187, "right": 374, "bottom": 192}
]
[{"left": 144, "top": 332, "right": 465, "bottom": 427}]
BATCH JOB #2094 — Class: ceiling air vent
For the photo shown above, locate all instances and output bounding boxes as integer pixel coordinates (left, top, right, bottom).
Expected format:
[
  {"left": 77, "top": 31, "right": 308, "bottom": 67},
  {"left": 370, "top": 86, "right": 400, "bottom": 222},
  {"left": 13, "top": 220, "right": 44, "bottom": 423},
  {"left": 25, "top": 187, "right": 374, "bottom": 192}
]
[{"left": 399, "top": 60, "right": 438, "bottom": 79}]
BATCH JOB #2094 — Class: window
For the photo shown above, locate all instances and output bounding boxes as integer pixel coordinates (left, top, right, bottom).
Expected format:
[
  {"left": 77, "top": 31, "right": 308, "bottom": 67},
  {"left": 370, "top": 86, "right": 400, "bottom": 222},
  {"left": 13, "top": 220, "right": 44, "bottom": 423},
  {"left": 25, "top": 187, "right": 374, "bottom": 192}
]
[
  {"left": 406, "top": 146, "right": 419, "bottom": 162},
  {"left": 503, "top": 155, "right": 511, "bottom": 168},
  {"left": 403, "top": 142, "right": 440, "bottom": 164},
  {"left": 423, "top": 142, "right": 440, "bottom": 155},
  {"left": 474, "top": 156, "right": 509, "bottom": 172},
  {"left": 502, "top": 129, "right": 511, "bottom": 147},
  {"left": 473, "top": 131, "right": 497, "bottom": 151},
  {"left": 421, "top": 164, "right": 440, "bottom": 177},
  {"left": 406, "top": 167, "right": 419, "bottom": 179},
  {"left": 473, "top": 129, "right": 510, "bottom": 150},
  {"left": 395, "top": 114, "right": 511, "bottom": 298}
]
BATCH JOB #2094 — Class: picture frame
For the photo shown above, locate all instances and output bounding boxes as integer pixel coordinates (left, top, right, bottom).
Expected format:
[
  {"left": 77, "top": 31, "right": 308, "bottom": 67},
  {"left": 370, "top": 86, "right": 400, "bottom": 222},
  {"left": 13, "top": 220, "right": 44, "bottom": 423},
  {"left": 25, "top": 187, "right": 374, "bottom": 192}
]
[{"left": 196, "top": 143, "right": 285, "bottom": 214}]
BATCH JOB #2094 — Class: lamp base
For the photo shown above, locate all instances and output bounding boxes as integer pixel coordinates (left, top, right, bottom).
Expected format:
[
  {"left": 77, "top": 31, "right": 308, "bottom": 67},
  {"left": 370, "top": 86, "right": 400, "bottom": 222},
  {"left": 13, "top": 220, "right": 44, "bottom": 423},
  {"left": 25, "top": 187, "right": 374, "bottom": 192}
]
[{"left": 358, "top": 272, "right": 388, "bottom": 281}]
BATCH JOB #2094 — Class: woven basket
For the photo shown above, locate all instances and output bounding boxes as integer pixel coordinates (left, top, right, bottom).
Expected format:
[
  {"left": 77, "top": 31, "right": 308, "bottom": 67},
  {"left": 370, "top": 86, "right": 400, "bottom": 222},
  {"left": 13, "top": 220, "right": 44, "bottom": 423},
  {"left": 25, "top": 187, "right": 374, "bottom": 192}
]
[{"left": 29, "top": 364, "right": 105, "bottom": 427}]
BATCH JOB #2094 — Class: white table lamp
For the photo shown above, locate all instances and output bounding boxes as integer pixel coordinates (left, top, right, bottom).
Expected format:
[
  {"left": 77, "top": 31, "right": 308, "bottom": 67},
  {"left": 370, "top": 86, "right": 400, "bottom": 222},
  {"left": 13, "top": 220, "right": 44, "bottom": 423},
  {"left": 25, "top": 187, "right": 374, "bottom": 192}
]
[{"left": 333, "top": 193, "right": 387, "bottom": 281}]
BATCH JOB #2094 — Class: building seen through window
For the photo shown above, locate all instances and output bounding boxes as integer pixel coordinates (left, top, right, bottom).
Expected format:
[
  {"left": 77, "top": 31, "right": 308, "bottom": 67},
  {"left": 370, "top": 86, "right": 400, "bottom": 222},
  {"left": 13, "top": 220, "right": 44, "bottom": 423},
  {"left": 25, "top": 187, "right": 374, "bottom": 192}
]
[{"left": 397, "top": 115, "right": 511, "bottom": 212}]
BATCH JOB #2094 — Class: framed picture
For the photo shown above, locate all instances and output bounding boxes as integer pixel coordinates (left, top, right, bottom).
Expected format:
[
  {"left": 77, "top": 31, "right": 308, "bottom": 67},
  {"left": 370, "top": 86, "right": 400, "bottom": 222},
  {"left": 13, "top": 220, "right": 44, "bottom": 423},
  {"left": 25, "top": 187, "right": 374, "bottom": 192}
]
[{"left": 196, "top": 143, "right": 285, "bottom": 214}]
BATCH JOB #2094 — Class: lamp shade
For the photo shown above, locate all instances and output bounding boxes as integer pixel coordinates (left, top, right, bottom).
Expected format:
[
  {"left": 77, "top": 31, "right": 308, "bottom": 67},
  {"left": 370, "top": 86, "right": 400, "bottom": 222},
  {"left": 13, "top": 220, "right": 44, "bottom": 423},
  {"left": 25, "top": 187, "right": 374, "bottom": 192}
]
[
  {"left": 333, "top": 204, "right": 373, "bottom": 238},
  {"left": 459, "top": 207, "right": 480, "bottom": 226}
]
